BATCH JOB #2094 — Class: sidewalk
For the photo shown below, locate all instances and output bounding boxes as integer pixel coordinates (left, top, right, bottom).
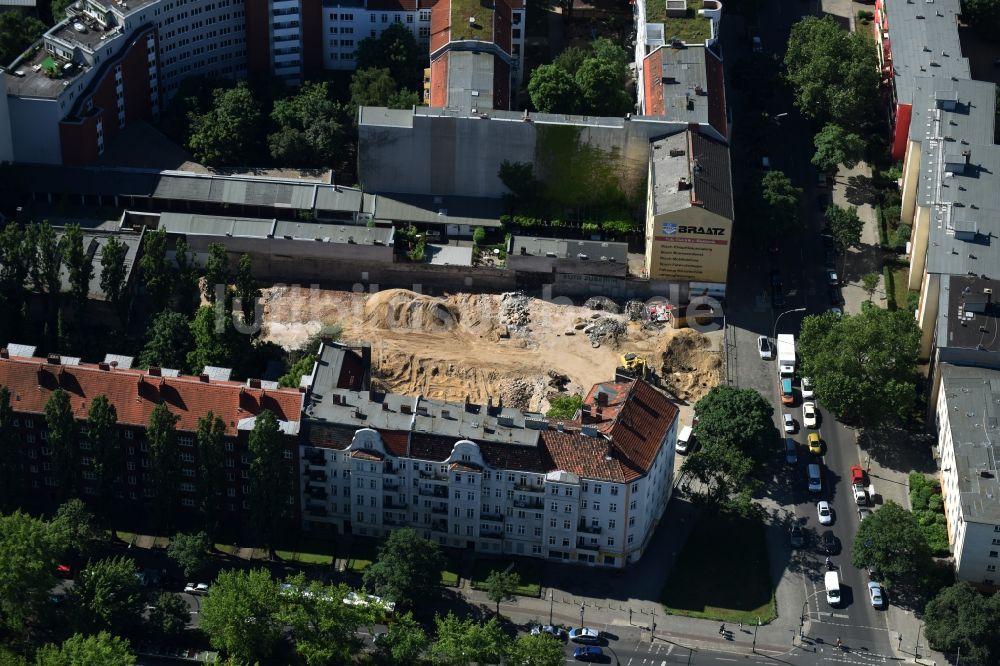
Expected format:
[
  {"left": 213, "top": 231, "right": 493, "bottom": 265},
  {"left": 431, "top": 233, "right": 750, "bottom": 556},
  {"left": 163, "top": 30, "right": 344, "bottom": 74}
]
[{"left": 830, "top": 161, "right": 886, "bottom": 316}]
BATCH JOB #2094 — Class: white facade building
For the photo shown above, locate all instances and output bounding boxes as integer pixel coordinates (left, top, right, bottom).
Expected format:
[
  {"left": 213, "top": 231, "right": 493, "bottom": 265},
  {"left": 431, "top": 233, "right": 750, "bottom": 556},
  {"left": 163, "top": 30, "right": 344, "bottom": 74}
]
[
  {"left": 299, "top": 344, "right": 678, "bottom": 568},
  {"left": 935, "top": 364, "right": 1000, "bottom": 587}
]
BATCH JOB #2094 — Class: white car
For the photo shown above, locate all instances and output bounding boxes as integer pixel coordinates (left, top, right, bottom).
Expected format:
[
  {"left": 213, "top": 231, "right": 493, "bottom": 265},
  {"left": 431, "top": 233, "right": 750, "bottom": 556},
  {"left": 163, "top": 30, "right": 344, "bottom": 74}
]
[
  {"left": 817, "top": 501, "right": 833, "bottom": 525},
  {"left": 802, "top": 402, "right": 818, "bottom": 428},
  {"left": 827, "top": 269, "right": 838, "bottom": 285},
  {"left": 757, "top": 335, "right": 772, "bottom": 359},
  {"left": 783, "top": 413, "right": 796, "bottom": 433},
  {"left": 829, "top": 307, "right": 843, "bottom": 316},
  {"left": 184, "top": 583, "right": 209, "bottom": 596},
  {"left": 531, "top": 625, "right": 566, "bottom": 640},
  {"left": 801, "top": 377, "right": 814, "bottom": 399},
  {"left": 868, "top": 582, "right": 886, "bottom": 608},
  {"left": 568, "top": 627, "right": 601, "bottom": 644}
]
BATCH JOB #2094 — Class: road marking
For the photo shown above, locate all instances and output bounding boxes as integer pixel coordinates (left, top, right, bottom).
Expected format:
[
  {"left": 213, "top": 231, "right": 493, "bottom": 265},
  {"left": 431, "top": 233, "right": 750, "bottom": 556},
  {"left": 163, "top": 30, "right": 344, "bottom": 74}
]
[
  {"left": 831, "top": 613, "right": 850, "bottom": 618},
  {"left": 716, "top": 659, "right": 738, "bottom": 663}
]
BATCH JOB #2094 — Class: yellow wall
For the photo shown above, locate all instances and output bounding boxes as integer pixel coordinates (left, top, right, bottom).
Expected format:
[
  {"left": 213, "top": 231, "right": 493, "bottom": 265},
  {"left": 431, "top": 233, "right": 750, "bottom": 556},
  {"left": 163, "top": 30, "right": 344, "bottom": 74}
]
[
  {"left": 645, "top": 206, "right": 733, "bottom": 283},
  {"left": 900, "top": 139, "right": 921, "bottom": 229},
  {"left": 908, "top": 204, "right": 930, "bottom": 291},
  {"left": 917, "top": 272, "right": 940, "bottom": 360}
]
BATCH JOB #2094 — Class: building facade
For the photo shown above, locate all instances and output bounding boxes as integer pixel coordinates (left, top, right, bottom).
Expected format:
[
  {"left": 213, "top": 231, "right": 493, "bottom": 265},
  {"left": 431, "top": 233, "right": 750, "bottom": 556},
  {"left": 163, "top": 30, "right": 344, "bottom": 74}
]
[{"left": 298, "top": 343, "right": 679, "bottom": 568}]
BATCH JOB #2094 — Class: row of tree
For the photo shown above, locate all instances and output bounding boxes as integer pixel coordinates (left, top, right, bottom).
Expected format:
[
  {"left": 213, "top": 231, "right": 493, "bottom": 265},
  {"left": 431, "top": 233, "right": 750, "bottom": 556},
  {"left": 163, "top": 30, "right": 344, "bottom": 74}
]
[{"left": 528, "top": 38, "right": 632, "bottom": 116}]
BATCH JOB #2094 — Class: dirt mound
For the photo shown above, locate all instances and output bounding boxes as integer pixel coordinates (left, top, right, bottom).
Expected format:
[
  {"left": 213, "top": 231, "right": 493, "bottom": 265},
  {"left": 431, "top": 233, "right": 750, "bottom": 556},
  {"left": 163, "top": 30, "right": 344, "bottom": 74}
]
[
  {"left": 657, "top": 330, "right": 722, "bottom": 402},
  {"left": 363, "top": 289, "right": 459, "bottom": 332}
]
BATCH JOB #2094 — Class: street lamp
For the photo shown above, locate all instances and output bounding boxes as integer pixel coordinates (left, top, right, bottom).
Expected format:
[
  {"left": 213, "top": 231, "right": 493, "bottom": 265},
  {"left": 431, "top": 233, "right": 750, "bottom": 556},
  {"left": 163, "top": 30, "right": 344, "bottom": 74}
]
[
  {"left": 772, "top": 307, "right": 807, "bottom": 344},
  {"left": 548, "top": 590, "right": 553, "bottom": 626},
  {"left": 579, "top": 604, "right": 585, "bottom": 630},
  {"left": 915, "top": 623, "right": 922, "bottom": 659}
]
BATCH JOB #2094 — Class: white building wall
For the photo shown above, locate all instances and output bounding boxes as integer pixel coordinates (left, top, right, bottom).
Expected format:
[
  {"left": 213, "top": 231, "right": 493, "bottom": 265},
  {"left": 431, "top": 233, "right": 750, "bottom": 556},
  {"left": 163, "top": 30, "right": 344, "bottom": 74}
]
[{"left": 322, "top": 7, "right": 430, "bottom": 72}]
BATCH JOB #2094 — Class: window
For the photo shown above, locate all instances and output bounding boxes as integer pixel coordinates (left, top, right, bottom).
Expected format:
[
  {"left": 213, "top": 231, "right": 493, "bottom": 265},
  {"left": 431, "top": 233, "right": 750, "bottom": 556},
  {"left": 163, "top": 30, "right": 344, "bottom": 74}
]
[
  {"left": 124, "top": 429, "right": 132, "bottom": 439},
  {"left": 629, "top": 516, "right": 635, "bottom": 526},
  {"left": 630, "top": 500, "right": 637, "bottom": 510},
  {"left": 594, "top": 484, "right": 602, "bottom": 495},
  {"left": 628, "top": 534, "right": 634, "bottom": 544},
  {"left": 563, "top": 520, "right": 570, "bottom": 529},
  {"left": 562, "top": 538, "right": 569, "bottom": 547},
  {"left": 581, "top": 500, "right": 588, "bottom": 509},
  {"left": 224, "top": 442, "right": 234, "bottom": 452},
  {"left": 994, "top": 539, "right": 1000, "bottom": 546},
  {"left": 549, "top": 518, "right": 556, "bottom": 528},
  {"left": 991, "top": 551, "right": 999, "bottom": 558},
  {"left": 548, "top": 536, "right": 555, "bottom": 545},
  {"left": 988, "top": 564, "right": 997, "bottom": 572},
  {"left": 610, "top": 485, "right": 619, "bottom": 496},
  {"left": 608, "top": 519, "right": 616, "bottom": 529},
  {"left": 607, "top": 537, "right": 615, "bottom": 546},
  {"left": 565, "top": 488, "right": 574, "bottom": 497},
  {"left": 592, "top": 502, "right": 600, "bottom": 512},
  {"left": 609, "top": 503, "right": 617, "bottom": 512}
]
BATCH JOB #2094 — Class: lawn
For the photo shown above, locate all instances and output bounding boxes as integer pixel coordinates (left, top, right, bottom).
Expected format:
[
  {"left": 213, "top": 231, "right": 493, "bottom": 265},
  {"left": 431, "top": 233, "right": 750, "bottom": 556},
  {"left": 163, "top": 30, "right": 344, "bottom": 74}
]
[
  {"left": 276, "top": 550, "right": 334, "bottom": 565},
  {"left": 660, "top": 512, "right": 776, "bottom": 624},
  {"left": 646, "top": 6, "right": 713, "bottom": 45},
  {"left": 470, "top": 557, "right": 542, "bottom": 597},
  {"left": 892, "top": 267, "right": 909, "bottom": 310},
  {"left": 450, "top": 0, "right": 494, "bottom": 41},
  {"left": 345, "top": 540, "right": 379, "bottom": 573}
]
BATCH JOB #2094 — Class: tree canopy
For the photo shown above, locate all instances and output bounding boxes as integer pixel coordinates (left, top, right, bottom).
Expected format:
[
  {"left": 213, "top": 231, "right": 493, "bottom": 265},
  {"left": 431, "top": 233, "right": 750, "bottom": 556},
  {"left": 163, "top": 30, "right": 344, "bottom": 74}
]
[
  {"left": 683, "top": 386, "right": 779, "bottom": 514},
  {"left": 0, "top": 510, "right": 65, "bottom": 637},
  {"left": 0, "top": 11, "right": 46, "bottom": 69},
  {"left": 355, "top": 23, "right": 423, "bottom": 92},
  {"left": 812, "top": 123, "right": 867, "bottom": 173},
  {"left": 483, "top": 569, "right": 520, "bottom": 616},
  {"left": 268, "top": 82, "right": 350, "bottom": 167},
  {"left": 148, "top": 592, "right": 191, "bottom": 640},
  {"left": 248, "top": 410, "right": 293, "bottom": 554},
  {"left": 851, "top": 501, "right": 931, "bottom": 588},
  {"left": 139, "top": 310, "right": 193, "bottom": 370},
  {"left": 69, "top": 556, "right": 143, "bottom": 634},
  {"left": 62, "top": 223, "right": 93, "bottom": 313},
  {"left": 759, "top": 170, "right": 802, "bottom": 237},
  {"left": 200, "top": 568, "right": 283, "bottom": 662},
  {"left": 376, "top": 610, "right": 428, "bottom": 664},
  {"left": 799, "top": 308, "right": 919, "bottom": 424},
  {"left": 35, "top": 632, "right": 135, "bottom": 666},
  {"left": 167, "top": 531, "right": 211, "bottom": 578},
  {"left": 924, "top": 583, "right": 1000, "bottom": 666},
  {"left": 350, "top": 67, "right": 421, "bottom": 109},
  {"left": 138, "top": 228, "right": 171, "bottom": 314},
  {"left": 528, "top": 64, "right": 579, "bottom": 114},
  {"left": 528, "top": 38, "right": 632, "bottom": 115},
  {"left": 430, "top": 613, "right": 509, "bottom": 666},
  {"left": 187, "top": 82, "right": 262, "bottom": 166},
  {"left": 962, "top": 0, "right": 1000, "bottom": 34},
  {"left": 99, "top": 235, "right": 129, "bottom": 325},
  {"left": 277, "top": 574, "right": 372, "bottom": 666},
  {"left": 506, "top": 633, "right": 566, "bottom": 666},
  {"left": 826, "top": 204, "right": 864, "bottom": 250},
  {"left": 784, "top": 17, "right": 880, "bottom": 130},
  {"left": 363, "top": 527, "right": 445, "bottom": 607}
]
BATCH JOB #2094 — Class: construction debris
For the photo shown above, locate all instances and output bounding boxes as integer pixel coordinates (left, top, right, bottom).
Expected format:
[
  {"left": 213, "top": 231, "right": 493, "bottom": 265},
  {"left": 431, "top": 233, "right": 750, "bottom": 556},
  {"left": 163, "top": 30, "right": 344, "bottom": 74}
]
[
  {"left": 586, "top": 317, "right": 627, "bottom": 346},
  {"left": 624, "top": 300, "right": 647, "bottom": 321},
  {"left": 500, "top": 292, "right": 530, "bottom": 330}
]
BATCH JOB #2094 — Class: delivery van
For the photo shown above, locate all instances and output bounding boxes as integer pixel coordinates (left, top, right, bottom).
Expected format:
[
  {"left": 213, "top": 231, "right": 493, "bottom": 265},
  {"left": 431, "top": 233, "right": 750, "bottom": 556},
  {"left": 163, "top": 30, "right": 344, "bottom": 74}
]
[
  {"left": 677, "top": 426, "right": 694, "bottom": 454},
  {"left": 808, "top": 463, "right": 823, "bottom": 493},
  {"left": 824, "top": 571, "right": 841, "bottom": 606}
]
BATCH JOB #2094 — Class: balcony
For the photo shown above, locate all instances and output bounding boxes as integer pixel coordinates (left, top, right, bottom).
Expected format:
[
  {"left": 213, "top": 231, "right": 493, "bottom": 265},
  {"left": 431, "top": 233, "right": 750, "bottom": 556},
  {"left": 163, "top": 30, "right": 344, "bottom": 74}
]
[
  {"left": 383, "top": 478, "right": 400, "bottom": 491},
  {"left": 306, "top": 487, "right": 328, "bottom": 500},
  {"left": 306, "top": 470, "right": 327, "bottom": 484},
  {"left": 302, "top": 448, "right": 326, "bottom": 466},
  {"left": 576, "top": 538, "right": 599, "bottom": 551},
  {"left": 513, "top": 482, "right": 544, "bottom": 493},
  {"left": 578, "top": 522, "right": 602, "bottom": 535},
  {"left": 419, "top": 469, "right": 448, "bottom": 482},
  {"left": 514, "top": 498, "right": 544, "bottom": 510},
  {"left": 305, "top": 503, "right": 327, "bottom": 517},
  {"left": 384, "top": 497, "right": 408, "bottom": 510},
  {"left": 383, "top": 515, "right": 406, "bottom": 527},
  {"left": 480, "top": 530, "right": 503, "bottom": 540},
  {"left": 431, "top": 504, "right": 448, "bottom": 515},
  {"left": 419, "top": 486, "right": 449, "bottom": 499},
  {"left": 431, "top": 519, "right": 448, "bottom": 533},
  {"left": 481, "top": 512, "right": 504, "bottom": 522}
]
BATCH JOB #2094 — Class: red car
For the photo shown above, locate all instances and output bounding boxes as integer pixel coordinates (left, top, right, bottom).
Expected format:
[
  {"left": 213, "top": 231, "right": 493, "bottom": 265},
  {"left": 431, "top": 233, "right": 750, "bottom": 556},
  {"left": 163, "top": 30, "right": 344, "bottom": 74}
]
[
  {"left": 850, "top": 465, "right": 865, "bottom": 485},
  {"left": 55, "top": 564, "right": 72, "bottom": 579}
]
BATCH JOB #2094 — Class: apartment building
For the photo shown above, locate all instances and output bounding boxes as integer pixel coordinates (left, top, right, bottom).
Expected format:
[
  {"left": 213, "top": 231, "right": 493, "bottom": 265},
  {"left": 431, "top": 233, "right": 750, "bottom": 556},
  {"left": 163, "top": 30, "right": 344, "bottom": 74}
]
[
  {"left": 298, "top": 343, "right": 679, "bottom": 568},
  {"left": 0, "top": 345, "right": 304, "bottom": 515},
  {"left": 934, "top": 364, "right": 1000, "bottom": 587}
]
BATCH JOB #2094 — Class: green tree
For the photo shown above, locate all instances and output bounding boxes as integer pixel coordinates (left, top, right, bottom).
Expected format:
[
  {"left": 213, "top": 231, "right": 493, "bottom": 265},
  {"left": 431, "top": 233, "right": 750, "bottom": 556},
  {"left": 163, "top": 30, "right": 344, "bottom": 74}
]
[
  {"left": 430, "top": 613, "right": 510, "bottom": 666},
  {"left": 799, "top": 307, "right": 919, "bottom": 424},
  {"left": 234, "top": 253, "right": 260, "bottom": 329},
  {"left": 376, "top": 610, "right": 427, "bottom": 664},
  {"left": 961, "top": 0, "right": 1000, "bottom": 33},
  {"left": 484, "top": 569, "right": 520, "bottom": 616},
  {"left": 269, "top": 82, "right": 349, "bottom": 167},
  {"left": 851, "top": 501, "right": 931, "bottom": 589},
  {"left": 506, "top": 633, "right": 566, "bottom": 666},
  {"left": 203, "top": 243, "right": 229, "bottom": 304},
  {"left": 0, "top": 386, "right": 15, "bottom": 508},
  {"left": 45, "top": 388, "right": 78, "bottom": 501},
  {"left": 811, "top": 123, "right": 867, "bottom": 173},
  {"left": 195, "top": 412, "right": 227, "bottom": 535},
  {"left": 589, "top": 37, "right": 629, "bottom": 73},
  {"left": 35, "top": 632, "right": 135, "bottom": 666},
  {"left": 0, "top": 511, "right": 63, "bottom": 637},
  {"left": 575, "top": 57, "right": 631, "bottom": 116},
  {"left": 387, "top": 88, "right": 421, "bottom": 110},
  {"left": 172, "top": 236, "right": 200, "bottom": 316},
  {"left": 0, "top": 11, "right": 46, "bottom": 67},
  {"left": 187, "top": 304, "right": 243, "bottom": 375},
  {"left": 528, "top": 64, "right": 580, "bottom": 113},
  {"left": 682, "top": 385, "right": 779, "bottom": 515},
  {"left": 139, "top": 310, "right": 193, "bottom": 370},
  {"left": 498, "top": 160, "right": 542, "bottom": 201},
  {"left": 355, "top": 22, "right": 422, "bottom": 92},
  {"left": 27, "top": 221, "right": 63, "bottom": 341},
  {"left": 148, "top": 592, "right": 191, "bottom": 640},
  {"left": 248, "top": 410, "right": 292, "bottom": 557},
  {"left": 139, "top": 228, "right": 171, "bottom": 313},
  {"left": 545, "top": 394, "right": 582, "bottom": 419},
  {"left": 861, "top": 272, "right": 880, "bottom": 302},
  {"left": 279, "top": 355, "right": 315, "bottom": 388},
  {"left": 49, "top": 0, "right": 77, "bottom": 20},
  {"left": 99, "top": 235, "right": 129, "bottom": 326},
  {"left": 826, "top": 204, "right": 864, "bottom": 251},
  {"left": 760, "top": 170, "right": 802, "bottom": 237},
  {"left": 167, "top": 531, "right": 211, "bottom": 578},
  {"left": 50, "top": 499, "right": 105, "bottom": 561},
  {"left": 350, "top": 67, "right": 401, "bottom": 108},
  {"left": 552, "top": 46, "right": 588, "bottom": 75},
  {"left": 0, "top": 223, "right": 28, "bottom": 341},
  {"left": 278, "top": 574, "right": 371, "bottom": 666},
  {"left": 924, "top": 583, "right": 1000, "bottom": 666},
  {"left": 784, "top": 17, "right": 880, "bottom": 129},
  {"left": 62, "top": 223, "right": 94, "bottom": 313},
  {"left": 200, "top": 568, "right": 282, "bottom": 663},
  {"left": 147, "top": 404, "right": 180, "bottom": 530},
  {"left": 87, "top": 395, "right": 120, "bottom": 519},
  {"left": 187, "top": 82, "right": 262, "bottom": 166},
  {"left": 70, "top": 556, "right": 143, "bottom": 634},
  {"left": 363, "top": 527, "right": 445, "bottom": 607}
]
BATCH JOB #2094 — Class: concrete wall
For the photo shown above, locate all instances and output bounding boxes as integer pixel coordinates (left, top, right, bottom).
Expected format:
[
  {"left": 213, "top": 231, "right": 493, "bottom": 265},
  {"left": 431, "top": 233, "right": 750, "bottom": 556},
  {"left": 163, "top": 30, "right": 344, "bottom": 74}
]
[
  {"left": 901, "top": 138, "right": 920, "bottom": 231},
  {"left": 359, "top": 112, "right": 685, "bottom": 201},
  {"left": 8, "top": 96, "right": 63, "bottom": 164},
  {"left": 908, "top": 204, "right": 930, "bottom": 291},
  {"left": 917, "top": 272, "right": 940, "bottom": 361},
  {"left": 506, "top": 253, "right": 627, "bottom": 278}
]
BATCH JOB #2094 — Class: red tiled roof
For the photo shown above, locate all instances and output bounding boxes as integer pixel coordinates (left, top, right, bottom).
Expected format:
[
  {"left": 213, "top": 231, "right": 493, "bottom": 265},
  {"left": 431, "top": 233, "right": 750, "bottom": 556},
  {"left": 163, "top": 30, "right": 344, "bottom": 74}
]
[
  {"left": 450, "top": 461, "right": 482, "bottom": 472},
  {"left": 643, "top": 49, "right": 665, "bottom": 116},
  {"left": 704, "top": 48, "right": 727, "bottom": 139},
  {"left": 352, "top": 449, "right": 385, "bottom": 461},
  {"left": 381, "top": 430, "right": 410, "bottom": 457},
  {"left": 430, "top": 54, "right": 449, "bottom": 108},
  {"left": 0, "top": 355, "right": 302, "bottom": 437}
]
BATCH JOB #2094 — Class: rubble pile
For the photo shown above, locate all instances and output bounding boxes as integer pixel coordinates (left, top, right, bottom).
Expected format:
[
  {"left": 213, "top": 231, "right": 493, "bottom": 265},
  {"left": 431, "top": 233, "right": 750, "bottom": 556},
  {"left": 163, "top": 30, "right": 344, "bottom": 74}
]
[
  {"left": 585, "top": 317, "right": 627, "bottom": 346},
  {"left": 499, "top": 291, "right": 531, "bottom": 330},
  {"left": 624, "top": 300, "right": 649, "bottom": 321}
]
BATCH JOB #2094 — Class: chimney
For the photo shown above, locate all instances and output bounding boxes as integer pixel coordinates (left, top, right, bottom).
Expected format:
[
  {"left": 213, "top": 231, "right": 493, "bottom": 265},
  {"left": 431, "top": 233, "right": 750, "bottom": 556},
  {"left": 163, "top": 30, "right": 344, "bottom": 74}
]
[
  {"left": 596, "top": 392, "right": 608, "bottom": 406},
  {"left": 0, "top": 348, "right": 8, "bottom": 359},
  {"left": 382, "top": 402, "right": 390, "bottom": 411},
  {"left": 678, "top": 177, "right": 690, "bottom": 190},
  {"left": 595, "top": 405, "right": 603, "bottom": 419},
  {"left": 963, "top": 149, "right": 971, "bottom": 166},
  {"left": 46, "top": 354, "right": 61, "bottom": 365},
  {"left": 249, "top": 378, "right": 262, "bottom": 389},
  {"left": 199, "top": 373, "right": 210, "bottom": 383},
  {"left": 401, "top": 404, "right": 412, "bottom": 414},
  {"left": 148, "top": 366, "right": 161, "bottom": 377},
  {"left": 98, "top": 362, "right": 110, "bottom": 371}
]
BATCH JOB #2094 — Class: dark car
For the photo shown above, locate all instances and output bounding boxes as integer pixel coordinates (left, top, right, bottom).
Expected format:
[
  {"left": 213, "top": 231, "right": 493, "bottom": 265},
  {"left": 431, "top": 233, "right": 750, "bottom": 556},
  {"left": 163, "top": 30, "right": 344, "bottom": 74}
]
[
  {"left": 828, "top": 287, "right": 841, "bottom": 305},
  {"left": 821, "top": 530, "right": 839, "bottom": 555},
  {"left": 824, "top": 247, "right": 836, "bottom": 266},
  {"left": 573, "top": 646, "right": 604, "bottom": 662},
  {"left": 821, "top": 234, "right": 834, "bottom": 248}
]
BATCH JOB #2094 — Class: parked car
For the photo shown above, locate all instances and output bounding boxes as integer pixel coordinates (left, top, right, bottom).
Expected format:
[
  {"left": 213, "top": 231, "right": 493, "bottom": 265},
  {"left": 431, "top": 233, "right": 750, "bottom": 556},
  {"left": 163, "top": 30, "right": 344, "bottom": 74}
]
[
  {"left": 184, "top": 583, "right": 210, "bottom": 596},
  {"left": 757, "top": 335, "right": 772, "bottom": 360},
  {"left": 569, "top": 628, "right": 602, "bottom": 645},
  {"left": 808, "top": 432, "right": 823, "bottom": 455},
  {"left": 829, "top": 307, "right": 843, "bottom": 316},
  {"left": 531, "top": 625, "right": 566, "bottom": 640},
  {"left": 868, "top": 582, "right": 886, "bottom": 609},
  {"left": 783, "top": 413, "right": 796, "bottom": 434},
  {"left": 858, "top": 507, "right": 873, "bottom": 521},
  {"left": 789, "top": 522, "right": 804, "bottom": 548},
  {"left": 802, "top": 402, "right": 818, "bottom": 428},
  {"left": 574, "top": 646, "right": 604, "bottom": 662},
  {"left": 785, "top": 438, "right": 798, "bottom": 465},
  {"left": 820, "top": 531, "right": 838, "bottom": 555},
  {"left": 752, "top": 35, "right": 762, "bottom": 52},
  {"left": 828, "top": 287, "right": 841, "bottom": 305},
  {"left": 826, "top": 269, "right": 838, "bottom": 285},
  {"left": 801, "top": 376, "right": 814, "bottom": 399},
  {"left": 55, "top": 564, "right": 72, "bottom": 579},
  {"left": 817, "top": 501, "right": 833, "bottom": 525}
]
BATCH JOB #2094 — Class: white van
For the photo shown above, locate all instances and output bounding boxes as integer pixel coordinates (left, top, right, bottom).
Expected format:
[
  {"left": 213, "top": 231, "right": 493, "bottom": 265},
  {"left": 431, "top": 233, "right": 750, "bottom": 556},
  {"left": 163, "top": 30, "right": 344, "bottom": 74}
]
[
  {"left": 677, "top": 426, "right": 694, "bottom": 454},
  {"left": 824, "top": 571, "right": 841, "bottom": 606},
  {"left": 807, "top": 464, "right": 823, "bottom": 493}
]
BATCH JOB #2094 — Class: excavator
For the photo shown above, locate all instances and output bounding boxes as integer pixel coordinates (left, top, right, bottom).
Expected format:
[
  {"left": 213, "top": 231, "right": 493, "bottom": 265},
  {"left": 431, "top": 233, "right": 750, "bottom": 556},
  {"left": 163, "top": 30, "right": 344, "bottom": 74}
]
[{"left": 617, "top": 353, "right": 656, "bottom": 383}]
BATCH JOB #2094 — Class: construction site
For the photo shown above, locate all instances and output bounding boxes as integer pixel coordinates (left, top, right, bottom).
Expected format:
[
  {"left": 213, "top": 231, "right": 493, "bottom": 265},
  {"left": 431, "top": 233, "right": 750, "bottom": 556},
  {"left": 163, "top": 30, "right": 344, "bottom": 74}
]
[{"left": 262, "top": 287, "right": 723, "bottom": 412}]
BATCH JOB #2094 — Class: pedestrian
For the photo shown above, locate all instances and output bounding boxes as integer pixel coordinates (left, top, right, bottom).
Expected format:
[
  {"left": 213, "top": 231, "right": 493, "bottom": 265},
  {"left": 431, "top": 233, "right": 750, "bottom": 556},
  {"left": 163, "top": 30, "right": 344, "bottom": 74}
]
[
  {"left": 739, "top": 621, "right": 743, "bottom": 629},
  {"left": 719, "top": 624, "right": 725, "bottom": 635}
]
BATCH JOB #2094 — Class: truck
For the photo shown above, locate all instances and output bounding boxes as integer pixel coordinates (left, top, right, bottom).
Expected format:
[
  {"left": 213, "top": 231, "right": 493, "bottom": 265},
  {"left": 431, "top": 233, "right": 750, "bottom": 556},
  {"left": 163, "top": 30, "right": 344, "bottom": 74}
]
[
  {"left": 850, "top": 465, "right": 868, "bottom": 505},
  {"left": 777, "top": 334, "right": 796, "bottom": 376}
]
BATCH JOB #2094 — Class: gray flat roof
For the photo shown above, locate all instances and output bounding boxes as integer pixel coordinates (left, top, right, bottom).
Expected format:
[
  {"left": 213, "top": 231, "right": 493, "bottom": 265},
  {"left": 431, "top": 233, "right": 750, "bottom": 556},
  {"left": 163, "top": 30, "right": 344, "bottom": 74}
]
[
  {"left": 512, "top": 236, "right": 628, "bottom": 262},
  {"left": 152, "top": 174, "right": 318, "bottom": 209},
  {"left": 908, "top": 78, "right": 997, "bottom": 145},
  {"left": 371, "top": 192, "right": 504, "bottom": 228},
  {"left": 360, "top": 105, "right": 638, "bottom": 129},
  {"left": 53, "top": 227, "right": 142, "bottom": 301},
  {"left": 938, "top": 275, "right": 1000, "bottom": 352},
  {"left": 690, "top": 131, "right": 733, "bottom": 220},
  {"left": 884, "top": 0, "right": 968, "bottom": 105},
  {"left": 274, "top": 220, "right": 394, "bottom": 245},
  {"left": 939, "top": 364, "right": 1000, "bottom": 523},
  {"left": 444, "top": 50, "right": 497, "bottom": 114},
  {"left": 4, "top": 43, "right": 91, "bottom": 98},
  {"left": 650, "top": 132, "right": 693, "bottom": 216},
  {"left": 424, "top": 244, "right": 473, "bottom": 265},
  {"left": 654, "top": 45, "right": 709, "bottom": 125},
  {"left": 158, "top": 212, "right": 394, "bottom": 246}
]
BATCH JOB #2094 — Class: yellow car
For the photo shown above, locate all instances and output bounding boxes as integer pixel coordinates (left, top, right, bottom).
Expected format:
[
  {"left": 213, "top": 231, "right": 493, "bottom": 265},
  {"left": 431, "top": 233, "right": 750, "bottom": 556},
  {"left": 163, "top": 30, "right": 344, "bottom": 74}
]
[{"left": 808, "top": 433, "right": 823, "bottom": 455}]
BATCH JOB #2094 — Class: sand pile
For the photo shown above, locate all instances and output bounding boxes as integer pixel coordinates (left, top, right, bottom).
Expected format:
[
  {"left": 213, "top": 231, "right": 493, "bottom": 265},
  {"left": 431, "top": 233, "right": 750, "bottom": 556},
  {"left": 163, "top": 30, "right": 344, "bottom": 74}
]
[
  {"left": 363, "top": 288, "right": 460, "bottom": 332},
  {"left": 656, "top": 329, "right": 722, "bottom": 402}
]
